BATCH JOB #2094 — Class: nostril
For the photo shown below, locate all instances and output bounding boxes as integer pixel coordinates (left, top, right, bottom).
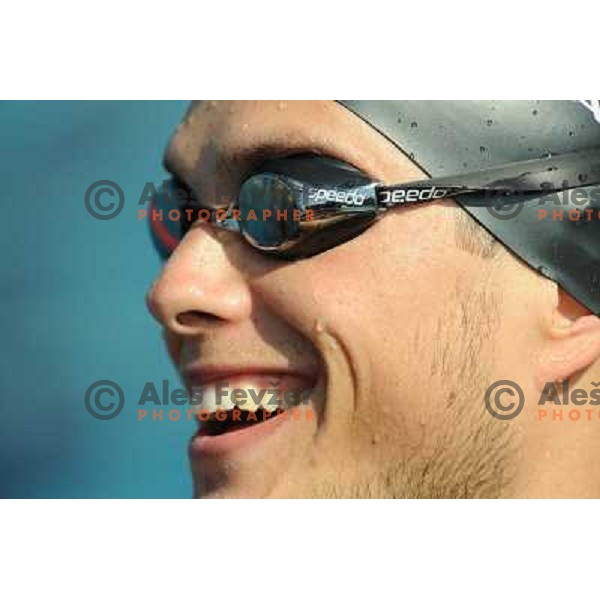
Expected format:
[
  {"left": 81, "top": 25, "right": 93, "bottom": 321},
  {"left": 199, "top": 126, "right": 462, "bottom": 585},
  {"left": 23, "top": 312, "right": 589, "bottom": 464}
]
[{"left": 175, "top": 310, "right": 223, "bottom": 329}]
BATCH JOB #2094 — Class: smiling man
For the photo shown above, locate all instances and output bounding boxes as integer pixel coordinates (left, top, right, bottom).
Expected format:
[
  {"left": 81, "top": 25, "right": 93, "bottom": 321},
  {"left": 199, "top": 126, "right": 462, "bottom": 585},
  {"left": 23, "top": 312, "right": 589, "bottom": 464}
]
[{"left": 147, "top": 100, "right": 600, "bottom": 498}]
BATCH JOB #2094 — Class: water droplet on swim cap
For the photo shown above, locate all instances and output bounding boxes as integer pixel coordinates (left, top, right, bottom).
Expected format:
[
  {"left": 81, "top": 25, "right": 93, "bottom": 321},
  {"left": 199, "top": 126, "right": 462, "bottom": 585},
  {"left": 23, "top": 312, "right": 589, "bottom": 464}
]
[
  {"left": 539, "top": 265, "right": 551, "bottom": 277},
  {"left": 335, "top": 99, "right": 600, "bottom": 318},
  {"left": 410, "top": 121, "right": 418, "bottom": 128}
]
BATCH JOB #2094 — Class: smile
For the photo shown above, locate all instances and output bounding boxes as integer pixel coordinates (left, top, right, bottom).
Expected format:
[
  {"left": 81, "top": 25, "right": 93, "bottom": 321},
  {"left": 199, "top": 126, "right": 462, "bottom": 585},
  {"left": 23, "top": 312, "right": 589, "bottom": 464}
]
[{"left": 184, "top": 371, "right": 317, "bottom": 457}]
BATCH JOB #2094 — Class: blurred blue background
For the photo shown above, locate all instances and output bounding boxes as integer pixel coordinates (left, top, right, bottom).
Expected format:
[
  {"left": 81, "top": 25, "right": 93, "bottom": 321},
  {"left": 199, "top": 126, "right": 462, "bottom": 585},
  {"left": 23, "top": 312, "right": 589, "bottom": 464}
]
[{"left": 0, "top": 101, "right": 194, "bottom": 498}]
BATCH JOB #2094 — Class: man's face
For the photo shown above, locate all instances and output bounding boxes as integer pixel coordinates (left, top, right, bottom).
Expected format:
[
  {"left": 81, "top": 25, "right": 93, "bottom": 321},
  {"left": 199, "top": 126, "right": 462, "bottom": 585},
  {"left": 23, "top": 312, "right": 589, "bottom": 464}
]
[{"left": 147, "top": 101, "right": 530, "bottom": 498}]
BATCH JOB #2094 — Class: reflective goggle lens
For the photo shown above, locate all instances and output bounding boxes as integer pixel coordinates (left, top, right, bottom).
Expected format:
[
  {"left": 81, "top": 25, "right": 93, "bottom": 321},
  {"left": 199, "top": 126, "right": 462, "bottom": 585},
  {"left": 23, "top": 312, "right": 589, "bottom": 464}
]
[
  {"left": 149, "top": 180, "right": 187, "bottom": 259},
  {"left": 238, "top": 174, "right": 300, "bottom": 251},
  {"left": 149, "top": 156, "right": 379, "bottom": 259}
]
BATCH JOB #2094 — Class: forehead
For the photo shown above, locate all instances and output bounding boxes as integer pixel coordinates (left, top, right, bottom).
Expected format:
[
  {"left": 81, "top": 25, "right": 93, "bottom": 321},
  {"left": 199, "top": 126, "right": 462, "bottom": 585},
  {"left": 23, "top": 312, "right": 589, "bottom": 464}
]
[{"left": 163, "top": 101, "right": 425, "bottom": 199}]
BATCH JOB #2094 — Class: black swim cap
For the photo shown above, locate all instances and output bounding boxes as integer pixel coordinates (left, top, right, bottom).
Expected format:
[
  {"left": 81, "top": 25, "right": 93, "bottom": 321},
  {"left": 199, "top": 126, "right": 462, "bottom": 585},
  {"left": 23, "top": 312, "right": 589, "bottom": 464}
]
[{"left": 338, "top": 101, "right": 600, "bottom": 315}]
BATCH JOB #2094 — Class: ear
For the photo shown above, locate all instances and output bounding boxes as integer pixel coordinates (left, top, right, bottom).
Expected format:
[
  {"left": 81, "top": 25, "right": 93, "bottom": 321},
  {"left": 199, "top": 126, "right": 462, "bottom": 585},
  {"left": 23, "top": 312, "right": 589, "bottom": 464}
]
[{"left": 534, "top": 290, "right": 600, "bottom": 388}]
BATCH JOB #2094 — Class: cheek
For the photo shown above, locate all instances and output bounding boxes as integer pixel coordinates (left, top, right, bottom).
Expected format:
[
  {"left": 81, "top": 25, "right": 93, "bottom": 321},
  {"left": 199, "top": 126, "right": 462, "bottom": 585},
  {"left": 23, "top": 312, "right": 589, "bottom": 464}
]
[
  {"left": 303, "top": 206, "right": 462, "bottom": 350},
  {"left": 270, "top": 206, "right": 483, "bottom": 447}
]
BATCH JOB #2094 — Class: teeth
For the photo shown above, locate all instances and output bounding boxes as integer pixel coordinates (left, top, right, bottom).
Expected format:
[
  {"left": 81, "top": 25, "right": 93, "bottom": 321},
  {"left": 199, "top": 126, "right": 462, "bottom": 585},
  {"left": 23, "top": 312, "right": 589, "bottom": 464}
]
[
  {"left": 190, "top": 379, "right": 311, "bottom": 414},
  {"left": 192, "top": 385, "right": 235, "bottom": 412}
]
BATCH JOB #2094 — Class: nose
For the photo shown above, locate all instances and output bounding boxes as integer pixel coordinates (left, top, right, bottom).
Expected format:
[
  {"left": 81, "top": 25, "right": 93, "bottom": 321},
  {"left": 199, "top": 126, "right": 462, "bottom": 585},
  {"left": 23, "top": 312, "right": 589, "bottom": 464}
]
[{"left": 146, "top": 226, "right": 253, "bottom": 336}]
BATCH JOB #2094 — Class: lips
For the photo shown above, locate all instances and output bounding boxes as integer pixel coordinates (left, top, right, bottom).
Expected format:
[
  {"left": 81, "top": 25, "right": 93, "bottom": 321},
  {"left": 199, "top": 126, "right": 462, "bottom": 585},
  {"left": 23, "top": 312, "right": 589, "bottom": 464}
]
[{"left": 183, "top": 368, "right": 316, "bottom": 456}]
